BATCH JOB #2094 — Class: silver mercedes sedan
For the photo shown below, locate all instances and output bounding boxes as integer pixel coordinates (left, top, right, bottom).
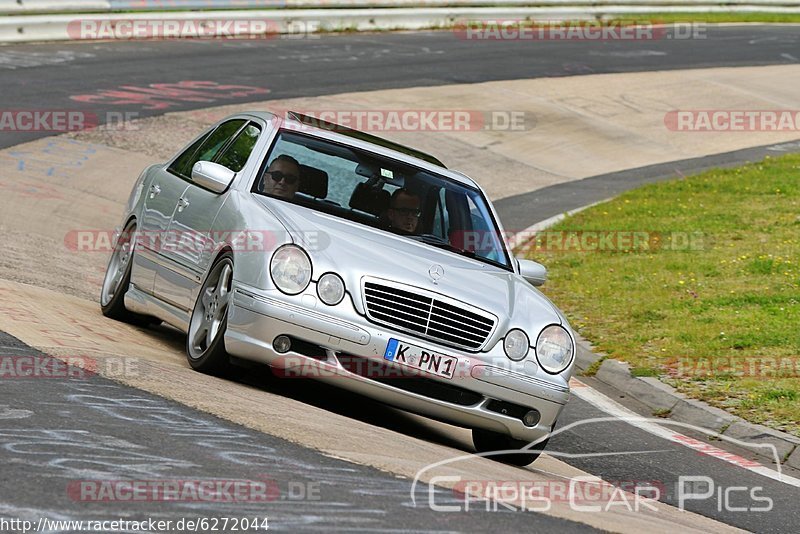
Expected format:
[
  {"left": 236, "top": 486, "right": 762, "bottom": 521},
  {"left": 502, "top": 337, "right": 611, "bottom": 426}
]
[{"left": 100, "top": 111, "right": 576, "bottom": 465}]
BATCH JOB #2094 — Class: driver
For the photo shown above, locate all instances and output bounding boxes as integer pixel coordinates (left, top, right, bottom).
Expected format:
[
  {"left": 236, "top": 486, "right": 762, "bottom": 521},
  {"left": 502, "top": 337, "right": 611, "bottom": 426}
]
[
  {"left": 261, "top": 154, "right": 301, "bottom": 199},
  {"left": 387, "top": 188, "right": 421, "bottom": 233}
]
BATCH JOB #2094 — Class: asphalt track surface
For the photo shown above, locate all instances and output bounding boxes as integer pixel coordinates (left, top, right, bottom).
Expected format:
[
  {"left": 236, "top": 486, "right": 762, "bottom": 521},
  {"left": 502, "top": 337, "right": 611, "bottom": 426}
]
[
  {"left": 1, "top": 25, "right": 800, "bottom": 532},
  {"left": 1, "top": 25, "right": 800, "bottom": 150},
  {"left": 0, "top": 331, "right": 590, "bottom": 533},
  {"left": 496, "top": 139, "right": 800, "bottom": 228}
]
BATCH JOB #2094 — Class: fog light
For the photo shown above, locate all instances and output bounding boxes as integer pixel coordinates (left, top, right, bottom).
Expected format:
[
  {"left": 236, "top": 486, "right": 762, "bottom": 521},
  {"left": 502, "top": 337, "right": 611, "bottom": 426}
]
[
  {"left": 273, "top": 335, "right": 291, "bottom": 354},
  {"left": 523, "top": 410, "right": 541, "bottom": 427}
]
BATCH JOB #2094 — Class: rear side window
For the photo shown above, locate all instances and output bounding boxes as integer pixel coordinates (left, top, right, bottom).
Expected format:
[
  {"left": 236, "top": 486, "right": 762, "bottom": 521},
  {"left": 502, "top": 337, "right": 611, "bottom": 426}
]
[
  {"left": 216, "top": 123, "right": 262, "bottom": 172},
  {"left": 168, "top": 119, "right": 246, "bottom": 179}
]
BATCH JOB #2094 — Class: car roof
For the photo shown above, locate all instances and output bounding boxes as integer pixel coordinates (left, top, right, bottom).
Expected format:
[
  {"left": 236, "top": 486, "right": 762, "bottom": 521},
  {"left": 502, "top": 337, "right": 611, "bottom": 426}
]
[{"left": 237, "top": 110, "right": 482, "bottom": 189}]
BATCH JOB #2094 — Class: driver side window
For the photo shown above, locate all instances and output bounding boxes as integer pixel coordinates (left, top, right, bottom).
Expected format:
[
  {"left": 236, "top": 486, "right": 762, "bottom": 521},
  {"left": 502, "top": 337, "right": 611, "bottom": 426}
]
[
  {"left": 216, "top": 123, "right": 262, "bottom": 172},
  {"left": 168, "top": 119, "right": 247, "bottom": 179}
]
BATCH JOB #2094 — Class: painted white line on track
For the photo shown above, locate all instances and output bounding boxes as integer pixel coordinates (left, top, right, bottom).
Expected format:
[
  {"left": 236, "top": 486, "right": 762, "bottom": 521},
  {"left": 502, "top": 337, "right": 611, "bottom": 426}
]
[
  {"left": 569, "top": 378, "right": 800, "bottom": 488},
  {"left": 506, "top": 199, "right": 611, "bottom": 250}
]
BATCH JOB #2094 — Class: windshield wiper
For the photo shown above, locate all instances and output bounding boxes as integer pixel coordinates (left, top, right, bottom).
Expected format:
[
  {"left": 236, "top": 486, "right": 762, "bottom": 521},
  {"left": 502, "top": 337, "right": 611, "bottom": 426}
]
[
  {"left": 405, "top": 233, "right": 512, "bottom": 271},
  {"left": 407, "top": 234, "right": 479, "bottom": 259}
]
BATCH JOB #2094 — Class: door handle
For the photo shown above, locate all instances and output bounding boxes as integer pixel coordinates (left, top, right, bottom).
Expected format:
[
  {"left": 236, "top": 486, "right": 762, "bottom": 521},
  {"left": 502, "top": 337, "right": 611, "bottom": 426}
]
[
  {"left": 149, "top": 184, "right": 161, "bottom": 198},
  {"left": 177, "top": 197, "right": 190, "bottom": 212}
]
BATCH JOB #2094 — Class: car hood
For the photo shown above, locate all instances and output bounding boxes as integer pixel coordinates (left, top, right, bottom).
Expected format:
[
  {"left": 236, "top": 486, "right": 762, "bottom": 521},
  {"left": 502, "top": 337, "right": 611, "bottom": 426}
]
[{"left": 255, "top": 196, "right": 563, "bottom": 330}]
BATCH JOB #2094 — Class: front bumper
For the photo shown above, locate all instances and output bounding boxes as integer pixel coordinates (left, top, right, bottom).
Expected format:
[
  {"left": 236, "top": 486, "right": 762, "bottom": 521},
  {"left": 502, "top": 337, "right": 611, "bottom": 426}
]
[{"left": 225, "top": 282, "right": 569, "bottom": 442}]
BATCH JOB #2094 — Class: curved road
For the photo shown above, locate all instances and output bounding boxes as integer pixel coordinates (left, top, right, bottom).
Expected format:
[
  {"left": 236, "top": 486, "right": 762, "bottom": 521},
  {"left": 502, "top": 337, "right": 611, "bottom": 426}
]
[
  {"left": 2, "top": 25, "right": 800, "bottom": 151},
  {"left": 1, "top": 25, "right": 799, "bottom": 532}
]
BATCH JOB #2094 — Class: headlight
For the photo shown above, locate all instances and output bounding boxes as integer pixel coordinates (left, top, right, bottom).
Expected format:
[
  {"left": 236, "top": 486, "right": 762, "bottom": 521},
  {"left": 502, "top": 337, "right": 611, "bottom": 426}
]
[
  {"left": 270, "top": 245, "right": 312, "bottom": 295},
  {"left": 503, "top": 329, "right": 530, "bottom": 361},
  {"left": 536, "top": 325, "right": 574, "bottom": 374},
  {"left": 317, "top": 272, "right": 345, "bottom": 305}
]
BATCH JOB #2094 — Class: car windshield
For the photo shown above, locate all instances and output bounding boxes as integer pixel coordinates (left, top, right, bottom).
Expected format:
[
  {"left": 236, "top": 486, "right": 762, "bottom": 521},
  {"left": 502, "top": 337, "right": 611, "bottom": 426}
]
[{"left": 252, "top": 130, "right": 512, "bottom": 270}]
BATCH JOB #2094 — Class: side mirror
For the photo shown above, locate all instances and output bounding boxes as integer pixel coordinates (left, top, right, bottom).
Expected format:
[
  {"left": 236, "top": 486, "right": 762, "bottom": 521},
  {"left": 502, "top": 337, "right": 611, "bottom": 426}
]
[
  {"left": 517, "top": 259, "right": 547, "bottom": 287},
  {"left": 191, "top": 161, "right": 235, "bottom": 193}
]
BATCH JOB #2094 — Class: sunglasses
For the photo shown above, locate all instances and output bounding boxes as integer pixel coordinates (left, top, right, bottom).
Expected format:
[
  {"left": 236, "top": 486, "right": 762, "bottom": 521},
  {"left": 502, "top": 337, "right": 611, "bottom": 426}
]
[
  {"left": 392, "top": 207, "right": 421, "bottom": 217},
  {"left": 266, "top": 171, "right": 299, "bottom": 185}
]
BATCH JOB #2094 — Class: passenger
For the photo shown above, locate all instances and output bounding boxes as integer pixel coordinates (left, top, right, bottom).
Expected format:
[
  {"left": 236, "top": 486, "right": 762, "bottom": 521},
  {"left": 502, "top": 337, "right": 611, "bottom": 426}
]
[
  {"left": 387, "top": 188, "right": 421, "bottom": 233},
  {"left": 261, "top": 154, "right": 300, "bottom": 199}
]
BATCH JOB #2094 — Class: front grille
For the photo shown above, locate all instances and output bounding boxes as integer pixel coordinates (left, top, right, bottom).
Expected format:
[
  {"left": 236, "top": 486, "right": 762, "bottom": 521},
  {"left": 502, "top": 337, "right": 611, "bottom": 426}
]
[{"left": 363, "top": 279, "right": 496, "bottom": 350}]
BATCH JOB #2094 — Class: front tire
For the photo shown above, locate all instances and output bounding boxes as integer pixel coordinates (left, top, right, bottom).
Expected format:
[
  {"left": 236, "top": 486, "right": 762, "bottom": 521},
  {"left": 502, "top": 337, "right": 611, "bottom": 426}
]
[
  {"left": 472, "top": 428, "right": 549, "bottom": 466},
  {"left": 100, "top": 221, "right": 157, "bottom": 326},
  {"left": 186, "top": 253, "right": 234, "bottom": 375}
]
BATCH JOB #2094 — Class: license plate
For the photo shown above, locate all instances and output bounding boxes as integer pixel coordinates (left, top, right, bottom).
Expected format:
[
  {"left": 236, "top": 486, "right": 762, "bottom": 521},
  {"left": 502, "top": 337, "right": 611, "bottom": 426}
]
[{"left": 384, "top": 338, "right": 457, "bottom": 379}]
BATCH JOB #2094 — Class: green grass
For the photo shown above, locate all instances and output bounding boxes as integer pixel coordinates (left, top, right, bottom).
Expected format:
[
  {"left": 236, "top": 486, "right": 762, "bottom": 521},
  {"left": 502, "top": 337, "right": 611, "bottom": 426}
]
[
  {"left": 607, "top": 12, "right": 800, "bottom": 24},
  {"left": 526, "top": 154, "right": 800, "bottom": 436},
  {"left": 583, "top": 356, "right": 608, "bottom": 377}
]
